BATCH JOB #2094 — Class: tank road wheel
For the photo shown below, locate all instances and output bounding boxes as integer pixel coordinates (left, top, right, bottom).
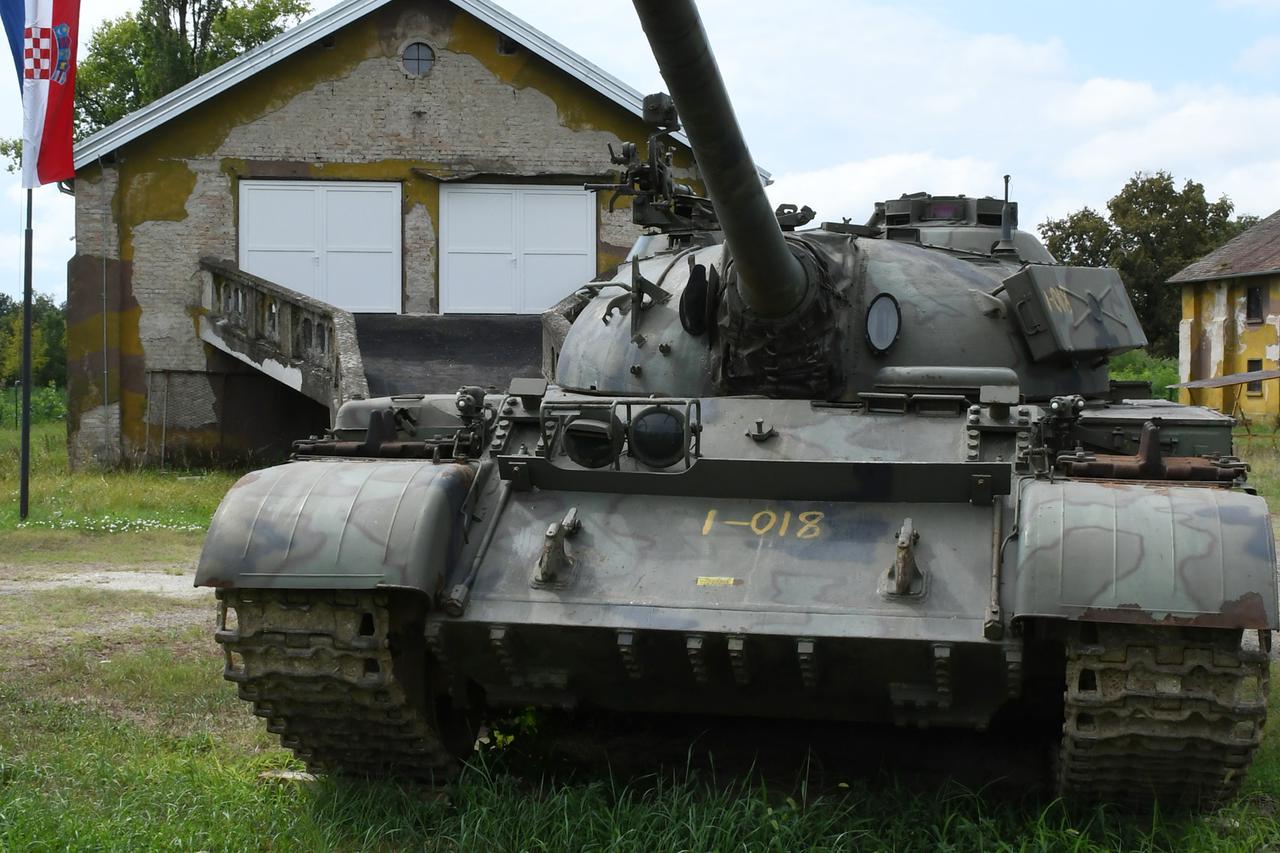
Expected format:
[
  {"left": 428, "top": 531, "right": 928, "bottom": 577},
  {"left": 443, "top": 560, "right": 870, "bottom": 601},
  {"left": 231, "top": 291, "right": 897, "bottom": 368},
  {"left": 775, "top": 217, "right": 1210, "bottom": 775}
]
[
  {"left": 1058, "top": 624, "right": 1270, "bottom": 809},
  {"left": 214, "top": 589, "right": 458, "bottom": 781}
]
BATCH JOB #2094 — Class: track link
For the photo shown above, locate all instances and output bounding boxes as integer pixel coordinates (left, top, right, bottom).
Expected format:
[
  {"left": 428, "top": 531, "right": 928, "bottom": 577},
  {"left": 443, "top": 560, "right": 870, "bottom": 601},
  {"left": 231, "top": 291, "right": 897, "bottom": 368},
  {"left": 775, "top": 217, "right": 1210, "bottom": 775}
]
[
  {"left": 1059, "top": 624, "right": 1270, "bottom": 809},
  {"left": 215, "top": 588, "right": 456, "bottom": 781}
]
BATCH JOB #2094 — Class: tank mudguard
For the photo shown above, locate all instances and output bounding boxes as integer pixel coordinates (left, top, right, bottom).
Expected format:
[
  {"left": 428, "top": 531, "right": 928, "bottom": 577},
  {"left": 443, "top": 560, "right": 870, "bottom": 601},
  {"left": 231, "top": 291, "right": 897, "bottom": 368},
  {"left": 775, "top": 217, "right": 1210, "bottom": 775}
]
[
  {"left": 1010, "top": 479, "right": 1278, "bottom": 629},
  {"left": 195, "top": 460, "right": 477, "bottom": 602}
]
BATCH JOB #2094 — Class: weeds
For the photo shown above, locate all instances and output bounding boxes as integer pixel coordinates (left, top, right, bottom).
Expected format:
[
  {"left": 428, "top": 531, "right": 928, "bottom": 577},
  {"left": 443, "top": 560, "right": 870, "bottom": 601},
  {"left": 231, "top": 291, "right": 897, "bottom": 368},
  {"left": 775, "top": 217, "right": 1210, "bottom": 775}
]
[{"left": 0, "top": 422, "right": 237, "bottom": 532}]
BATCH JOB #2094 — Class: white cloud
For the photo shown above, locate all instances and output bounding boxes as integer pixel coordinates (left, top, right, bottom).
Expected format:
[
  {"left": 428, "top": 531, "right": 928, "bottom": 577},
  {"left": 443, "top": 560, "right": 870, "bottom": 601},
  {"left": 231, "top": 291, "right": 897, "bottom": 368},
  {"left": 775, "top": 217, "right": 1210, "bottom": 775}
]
[
  {"left": 767, "top": 154, "right": 999, "bottom": 227},
  {"left": 1053, "top": 78, "right": 1163, "bottom": 127},
  {"left": 1236, "top": 35, "right": 1280, "bottom": 72},
  {"left": 2, "top": 0, "right": 1279, "bottom": 304}
]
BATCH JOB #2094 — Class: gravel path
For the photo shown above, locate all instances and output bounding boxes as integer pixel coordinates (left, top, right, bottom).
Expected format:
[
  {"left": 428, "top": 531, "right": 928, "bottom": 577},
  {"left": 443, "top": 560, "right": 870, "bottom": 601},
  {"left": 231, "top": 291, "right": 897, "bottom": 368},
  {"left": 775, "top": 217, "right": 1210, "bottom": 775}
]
[{"left": 0, "top": 570, "right": 210, "bottom": 600}]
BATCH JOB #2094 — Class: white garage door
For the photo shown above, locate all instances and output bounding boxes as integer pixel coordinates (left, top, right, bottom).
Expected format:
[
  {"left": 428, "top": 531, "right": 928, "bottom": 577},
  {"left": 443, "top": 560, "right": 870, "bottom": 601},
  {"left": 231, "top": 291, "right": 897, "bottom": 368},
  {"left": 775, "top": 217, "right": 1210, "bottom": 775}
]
[
  {"left": 440, "top": 184, "right": 596, "bottom": 314},
  {"left": 239, "top": 180, "right": 402, "bottom": 313}
]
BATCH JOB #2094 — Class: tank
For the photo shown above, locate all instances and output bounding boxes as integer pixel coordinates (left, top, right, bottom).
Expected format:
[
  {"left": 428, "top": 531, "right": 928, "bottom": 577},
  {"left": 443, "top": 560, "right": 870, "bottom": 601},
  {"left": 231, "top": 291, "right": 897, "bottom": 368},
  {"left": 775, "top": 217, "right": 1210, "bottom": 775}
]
[{"left": 196, "top": 0, "right": 1275, "bottom": 809}]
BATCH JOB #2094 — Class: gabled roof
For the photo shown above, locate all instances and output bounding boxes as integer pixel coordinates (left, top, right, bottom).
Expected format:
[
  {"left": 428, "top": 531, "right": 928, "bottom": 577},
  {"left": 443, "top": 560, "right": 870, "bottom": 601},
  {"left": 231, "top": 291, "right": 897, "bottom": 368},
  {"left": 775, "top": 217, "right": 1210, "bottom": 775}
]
[
  {"left": 1168, "top": 208, "right": 1280, "bottom": 284},
  {"left": 73, "top": 0, "right": 697, "bottom": 170}
]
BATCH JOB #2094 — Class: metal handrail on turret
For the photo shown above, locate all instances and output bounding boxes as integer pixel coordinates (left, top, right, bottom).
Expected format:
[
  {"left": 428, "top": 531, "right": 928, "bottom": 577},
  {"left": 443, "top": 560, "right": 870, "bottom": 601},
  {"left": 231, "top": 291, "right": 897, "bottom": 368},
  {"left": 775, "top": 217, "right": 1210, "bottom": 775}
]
[{"left": 632, "top": 0, "right": 810, "bottom": 320}]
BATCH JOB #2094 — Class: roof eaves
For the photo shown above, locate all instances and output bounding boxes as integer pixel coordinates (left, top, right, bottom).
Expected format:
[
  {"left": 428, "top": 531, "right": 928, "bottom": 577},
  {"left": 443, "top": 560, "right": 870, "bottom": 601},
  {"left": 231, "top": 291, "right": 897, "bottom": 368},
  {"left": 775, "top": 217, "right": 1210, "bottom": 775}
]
[
  {"left": 74, "top": 0, "right": 392, "bottom": 168},
  {"left": 69, "top": 0, "right": 769, "bottom": 179},
  {"left": 1167, "top": 266, "right": 1280, "bottom": 285}
]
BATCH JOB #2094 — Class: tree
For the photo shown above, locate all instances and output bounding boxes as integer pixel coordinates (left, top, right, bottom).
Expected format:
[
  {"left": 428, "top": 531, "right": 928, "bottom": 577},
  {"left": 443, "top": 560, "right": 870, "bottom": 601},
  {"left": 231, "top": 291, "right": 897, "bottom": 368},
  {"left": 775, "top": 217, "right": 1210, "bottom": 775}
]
[
  {"left": 84, "top": 0, "right": 310, "bottom": 135},
  {"left": 1039, "top": 172, "right": 1259, "bottom": 357},
  {"left": 3, "top": 0, "right": 311, "bottom": 162},
  {"left": 75, "top": 14, "right": 150, "bottom": 136},
  {"left": 0, "top": 312, "right": 49, "bottom": 384},
  {"left": 0, "top": 295, "right": 65, "bottom": 387}
]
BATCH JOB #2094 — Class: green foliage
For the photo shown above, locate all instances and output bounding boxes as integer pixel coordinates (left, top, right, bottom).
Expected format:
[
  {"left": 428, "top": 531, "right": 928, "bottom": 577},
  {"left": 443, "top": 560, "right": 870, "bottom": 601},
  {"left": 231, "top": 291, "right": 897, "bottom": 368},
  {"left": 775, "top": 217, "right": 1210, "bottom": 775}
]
[
  {"left": 0, "top": 312, "right": 48, "bottom": 382},
  {"left": 1109, "top": 350, "right": 1180, "bottom": 399},
  {"left": 76, "top": 0, "right": 312, "bottom": 138},
  {"left": 0, "top": 382, "right": 67, "bottom": 425},
  {"left": 0, "top": 137, "right": 18, "bottom": 174},
  {"left": 75, "top": 13, "right": 150, "bottom": 136},
  {"left": 0, "top": 293, "right": 67, "bottom": 387},
  {"left": 208, "top": 0, "right": 313, "bottom": 67},
  {"left": 1039, "top": 171, "right": 1257, "bottom": 358}
]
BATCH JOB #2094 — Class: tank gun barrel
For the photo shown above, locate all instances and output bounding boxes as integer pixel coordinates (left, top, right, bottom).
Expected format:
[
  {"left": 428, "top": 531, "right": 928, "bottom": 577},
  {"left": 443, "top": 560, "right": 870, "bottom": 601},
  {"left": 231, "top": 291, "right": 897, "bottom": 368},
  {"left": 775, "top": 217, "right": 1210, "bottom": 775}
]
[{"left": 632, "top": 0, "right": 809, "bottom": 319}]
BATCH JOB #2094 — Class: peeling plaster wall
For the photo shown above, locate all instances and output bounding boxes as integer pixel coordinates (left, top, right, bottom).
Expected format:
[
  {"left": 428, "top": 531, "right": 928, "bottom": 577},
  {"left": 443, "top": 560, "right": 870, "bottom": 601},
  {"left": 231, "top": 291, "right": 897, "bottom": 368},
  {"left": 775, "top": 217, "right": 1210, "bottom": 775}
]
[
  {"left": 1178, "top": 274, "right": 1280, "bottom": 421},
  {"left": 68, "top": 0, "right": 689, "bottom": 465}
]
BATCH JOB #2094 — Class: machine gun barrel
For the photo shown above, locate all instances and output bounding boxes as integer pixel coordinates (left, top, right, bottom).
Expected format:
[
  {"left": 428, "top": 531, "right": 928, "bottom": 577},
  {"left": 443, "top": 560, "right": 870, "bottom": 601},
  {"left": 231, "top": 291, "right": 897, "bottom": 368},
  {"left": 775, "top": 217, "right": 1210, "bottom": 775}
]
[{"left": 632, "top": 0, "right": 809, "bottom": 319}]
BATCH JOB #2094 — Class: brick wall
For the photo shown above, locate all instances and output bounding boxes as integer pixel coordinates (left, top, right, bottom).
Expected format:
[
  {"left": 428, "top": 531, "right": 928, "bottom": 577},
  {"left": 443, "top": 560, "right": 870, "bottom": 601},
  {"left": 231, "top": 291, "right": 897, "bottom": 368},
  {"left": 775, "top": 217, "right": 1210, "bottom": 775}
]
[{"left": 69, "top": 0, "right": 677, "bottom": 465}]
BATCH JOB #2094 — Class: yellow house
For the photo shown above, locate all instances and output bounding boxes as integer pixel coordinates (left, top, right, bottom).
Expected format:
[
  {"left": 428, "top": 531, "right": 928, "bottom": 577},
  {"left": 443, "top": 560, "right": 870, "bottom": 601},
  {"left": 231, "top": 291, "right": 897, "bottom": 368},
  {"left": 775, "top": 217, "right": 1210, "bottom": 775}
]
[{"left": 1170, "top": 209, "right": 1280, "bottom": 420}]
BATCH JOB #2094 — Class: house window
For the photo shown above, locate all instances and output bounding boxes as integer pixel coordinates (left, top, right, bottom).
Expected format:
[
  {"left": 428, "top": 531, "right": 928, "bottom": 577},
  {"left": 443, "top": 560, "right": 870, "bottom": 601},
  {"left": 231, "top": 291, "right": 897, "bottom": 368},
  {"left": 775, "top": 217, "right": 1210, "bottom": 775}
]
[
  {"left": 1246, "top": 285, "right": 1264, "bottom": 323},
  {"left": 402, "top": 42, "right": 435, "bottom": 76},
  {"left": 1247, "top": 358, "right": 1264, "bottom": 394}
]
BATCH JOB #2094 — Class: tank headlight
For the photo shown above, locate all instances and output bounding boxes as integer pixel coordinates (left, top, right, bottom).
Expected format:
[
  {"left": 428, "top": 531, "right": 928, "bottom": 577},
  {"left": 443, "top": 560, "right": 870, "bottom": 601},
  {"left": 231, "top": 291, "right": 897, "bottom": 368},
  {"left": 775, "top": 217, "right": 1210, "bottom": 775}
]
[
  {"left": 866, "top": 292, "right": 901, "bottom": 355},
  {"left": 563, "top": 415, "right": 624, "bottom": 469},
  {"left": 628, "top": 406, "right": 687, "bottom": 468}
]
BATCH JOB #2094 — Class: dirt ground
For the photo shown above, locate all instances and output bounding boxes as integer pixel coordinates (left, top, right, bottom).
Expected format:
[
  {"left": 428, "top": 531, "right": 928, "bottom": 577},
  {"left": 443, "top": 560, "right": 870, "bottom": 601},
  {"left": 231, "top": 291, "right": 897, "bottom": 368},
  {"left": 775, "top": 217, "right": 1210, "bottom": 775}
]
[
  {"left": 0, "top": 535, "right": 215, "bottom": 652},
  {"left": 0, "top": 569, "right": 210, "bottom": 599}
]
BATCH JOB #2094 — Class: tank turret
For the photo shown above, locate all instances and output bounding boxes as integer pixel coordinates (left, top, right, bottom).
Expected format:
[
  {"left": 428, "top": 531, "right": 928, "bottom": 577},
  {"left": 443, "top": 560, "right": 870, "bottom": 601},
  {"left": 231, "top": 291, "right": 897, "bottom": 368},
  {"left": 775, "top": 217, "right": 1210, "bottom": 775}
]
[{"left": 549, "top": 0, "right": 1148, "bottom": 402}]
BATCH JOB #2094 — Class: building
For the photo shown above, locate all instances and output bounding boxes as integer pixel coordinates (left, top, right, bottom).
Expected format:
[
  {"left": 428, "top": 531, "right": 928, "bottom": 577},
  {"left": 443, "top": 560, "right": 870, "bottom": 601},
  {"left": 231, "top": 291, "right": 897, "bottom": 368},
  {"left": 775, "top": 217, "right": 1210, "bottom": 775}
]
[
  {"left": 67, "top": 0, "right": 702, "bottom": 466},
  {"left": 1170, "top": 209, "right": 1280, "bottom": 420}
]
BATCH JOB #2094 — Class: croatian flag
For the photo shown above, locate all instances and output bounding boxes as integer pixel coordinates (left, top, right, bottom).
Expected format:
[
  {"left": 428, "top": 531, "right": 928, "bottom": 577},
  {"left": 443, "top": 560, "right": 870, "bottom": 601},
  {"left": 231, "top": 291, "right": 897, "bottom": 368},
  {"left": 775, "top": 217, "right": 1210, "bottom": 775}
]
[{"left": 1, "top": 0, "right": 79, "bottom": 188}]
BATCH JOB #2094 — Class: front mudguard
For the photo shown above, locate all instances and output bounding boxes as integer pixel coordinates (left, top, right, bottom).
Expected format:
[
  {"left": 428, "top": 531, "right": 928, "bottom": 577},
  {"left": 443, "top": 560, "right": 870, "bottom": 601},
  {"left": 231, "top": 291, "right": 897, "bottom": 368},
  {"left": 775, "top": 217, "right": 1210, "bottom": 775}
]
[
  {"left": 196, "top": 460, "right": 477, "bottom": 605},
  {"left": 1010, "top": 479, "right": 1278, "bottom": 629}
]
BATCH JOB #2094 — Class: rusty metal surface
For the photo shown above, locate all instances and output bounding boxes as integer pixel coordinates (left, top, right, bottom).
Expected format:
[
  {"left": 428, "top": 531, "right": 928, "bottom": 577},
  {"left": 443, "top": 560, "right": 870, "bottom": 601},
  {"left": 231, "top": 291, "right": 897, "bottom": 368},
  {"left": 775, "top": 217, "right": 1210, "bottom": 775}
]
[
  {"left": 1012, "top": 479, "right": 1277, "bottom": 628},
  {"left": 196, "top": 460, "right": 475, "bottom": 603}
]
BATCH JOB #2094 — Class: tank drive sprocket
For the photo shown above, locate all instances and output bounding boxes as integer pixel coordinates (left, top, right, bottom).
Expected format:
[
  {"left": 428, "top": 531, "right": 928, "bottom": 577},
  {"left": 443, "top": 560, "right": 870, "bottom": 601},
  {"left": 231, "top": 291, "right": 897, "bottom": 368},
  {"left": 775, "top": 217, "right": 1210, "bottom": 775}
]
[
  {"left": 215, "top": 588, "right": 456, "bottom": 780},
  {"left": 1058, "top": 624, "right": 1270, "bottom": 808}
]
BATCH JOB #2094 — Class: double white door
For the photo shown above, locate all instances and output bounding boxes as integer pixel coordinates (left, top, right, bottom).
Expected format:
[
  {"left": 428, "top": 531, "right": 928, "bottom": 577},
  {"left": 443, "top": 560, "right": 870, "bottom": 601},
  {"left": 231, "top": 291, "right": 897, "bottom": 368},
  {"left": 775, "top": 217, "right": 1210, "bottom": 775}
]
[
  {"left": 440, "top": 184, "right": 596, "bottom": 314},
  {"left": 238, "top": 180, "right": 402, "bottom": 313}
]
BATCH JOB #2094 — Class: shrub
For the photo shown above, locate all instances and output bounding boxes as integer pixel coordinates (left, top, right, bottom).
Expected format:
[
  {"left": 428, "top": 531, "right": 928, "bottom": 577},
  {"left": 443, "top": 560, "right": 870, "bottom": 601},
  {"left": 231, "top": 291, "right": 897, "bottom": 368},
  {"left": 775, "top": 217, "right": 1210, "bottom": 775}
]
[{"left": 1108, "top": 350, "right": 1179, "bottom": 399}]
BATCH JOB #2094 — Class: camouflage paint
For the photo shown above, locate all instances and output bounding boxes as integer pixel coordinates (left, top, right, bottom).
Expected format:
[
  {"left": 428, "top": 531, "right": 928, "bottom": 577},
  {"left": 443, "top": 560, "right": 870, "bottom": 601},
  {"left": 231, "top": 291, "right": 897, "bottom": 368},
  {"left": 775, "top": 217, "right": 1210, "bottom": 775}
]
[{"left": 197, "top": 459, "right": 477, "bottom": 604}]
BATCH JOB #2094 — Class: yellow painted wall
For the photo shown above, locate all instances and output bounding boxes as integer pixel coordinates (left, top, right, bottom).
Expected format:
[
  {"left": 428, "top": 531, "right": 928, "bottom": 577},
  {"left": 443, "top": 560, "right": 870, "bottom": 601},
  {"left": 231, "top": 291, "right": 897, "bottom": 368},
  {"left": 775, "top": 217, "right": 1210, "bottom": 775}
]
[{"left": 1178, "top": 274, "right": 1280, "bottom": 422}]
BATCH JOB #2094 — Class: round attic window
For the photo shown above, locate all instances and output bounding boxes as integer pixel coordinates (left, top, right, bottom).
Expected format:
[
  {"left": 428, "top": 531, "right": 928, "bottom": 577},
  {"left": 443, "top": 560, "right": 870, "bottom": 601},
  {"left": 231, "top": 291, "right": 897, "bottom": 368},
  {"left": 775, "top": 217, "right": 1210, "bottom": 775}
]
[{"left": 402, "top": 42, "right": 435, "bottom": 76}]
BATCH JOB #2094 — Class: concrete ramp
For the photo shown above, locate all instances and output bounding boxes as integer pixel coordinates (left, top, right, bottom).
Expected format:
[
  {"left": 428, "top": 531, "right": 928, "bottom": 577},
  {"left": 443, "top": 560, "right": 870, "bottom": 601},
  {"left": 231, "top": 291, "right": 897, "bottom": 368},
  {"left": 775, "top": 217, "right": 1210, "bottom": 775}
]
[
  {"left": 197, "top": 259, "right": 545, "bottom": 418},
  {"left": 354, "top": 314, "right": 543, "bottom": 397}
]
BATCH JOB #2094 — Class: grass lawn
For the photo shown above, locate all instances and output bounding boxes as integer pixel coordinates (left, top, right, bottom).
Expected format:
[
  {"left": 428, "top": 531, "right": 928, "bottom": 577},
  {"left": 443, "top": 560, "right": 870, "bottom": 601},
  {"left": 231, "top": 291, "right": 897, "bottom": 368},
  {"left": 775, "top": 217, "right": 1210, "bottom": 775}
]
[{"left": 1, "top": 422, "right": 1279, "bottom": 850}]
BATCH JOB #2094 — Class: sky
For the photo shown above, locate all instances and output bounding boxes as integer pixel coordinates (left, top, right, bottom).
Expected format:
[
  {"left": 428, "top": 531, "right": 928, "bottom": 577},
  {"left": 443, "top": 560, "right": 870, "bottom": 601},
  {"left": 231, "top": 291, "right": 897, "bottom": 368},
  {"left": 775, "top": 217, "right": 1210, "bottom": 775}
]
[{"left": 4, "top": 0, "right": 1280, "bottom": 302}]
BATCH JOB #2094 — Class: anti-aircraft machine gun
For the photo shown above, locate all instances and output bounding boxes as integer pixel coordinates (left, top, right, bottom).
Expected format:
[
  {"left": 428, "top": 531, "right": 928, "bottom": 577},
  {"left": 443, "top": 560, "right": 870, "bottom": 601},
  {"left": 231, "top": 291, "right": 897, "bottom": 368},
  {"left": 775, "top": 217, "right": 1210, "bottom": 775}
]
[{"left": 197, "top": 0, "right": 1274, "bottom": 809}]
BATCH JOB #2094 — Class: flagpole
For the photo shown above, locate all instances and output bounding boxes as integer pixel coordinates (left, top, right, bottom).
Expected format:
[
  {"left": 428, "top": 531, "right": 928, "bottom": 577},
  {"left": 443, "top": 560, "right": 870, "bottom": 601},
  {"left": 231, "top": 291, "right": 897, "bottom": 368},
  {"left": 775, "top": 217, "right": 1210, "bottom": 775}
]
[{"left": 19, "top": 188, "right": 32, "bottom": 520}]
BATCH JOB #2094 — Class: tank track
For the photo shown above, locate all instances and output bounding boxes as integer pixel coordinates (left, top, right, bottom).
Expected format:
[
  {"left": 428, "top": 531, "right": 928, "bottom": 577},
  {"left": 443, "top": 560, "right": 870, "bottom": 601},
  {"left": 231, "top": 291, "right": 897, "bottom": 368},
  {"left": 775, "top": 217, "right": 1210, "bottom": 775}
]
[
  {"left": 215, "top": 588, "right": 456, "bottom": 781},
  {"left": 1058, "top": 624, "right": 1270, "bottom": 809}
]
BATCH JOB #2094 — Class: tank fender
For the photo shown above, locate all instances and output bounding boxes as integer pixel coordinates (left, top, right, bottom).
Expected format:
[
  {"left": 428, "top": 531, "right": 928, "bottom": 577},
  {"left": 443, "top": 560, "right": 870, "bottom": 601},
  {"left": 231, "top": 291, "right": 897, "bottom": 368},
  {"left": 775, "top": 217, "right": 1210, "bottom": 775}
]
[
  {"left": 195, "top": 460, "right": 477, "bottom": 603},
  {"left": 1010, "top": 479, "right": 1278, "bottom": 629}
]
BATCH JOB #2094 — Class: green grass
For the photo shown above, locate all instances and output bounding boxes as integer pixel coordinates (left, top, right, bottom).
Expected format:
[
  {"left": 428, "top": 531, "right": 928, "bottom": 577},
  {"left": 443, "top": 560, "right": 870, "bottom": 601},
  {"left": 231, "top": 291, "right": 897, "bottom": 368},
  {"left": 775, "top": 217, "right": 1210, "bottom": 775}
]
[
  {"left": 0, "top": 421, "right": 237, "bottom": 533},
  {"left": 1, "top": 636, "right": 1278, "bottom": 852},
  {"left": 2, "top": 425, "right": 1280, "bottom": 849}
]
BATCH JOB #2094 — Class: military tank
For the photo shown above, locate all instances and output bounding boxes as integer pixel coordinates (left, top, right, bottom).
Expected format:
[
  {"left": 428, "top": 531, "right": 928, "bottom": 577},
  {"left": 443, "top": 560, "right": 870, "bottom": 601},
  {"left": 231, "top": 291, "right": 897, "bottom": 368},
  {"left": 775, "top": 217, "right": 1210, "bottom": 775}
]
[{"left": 196, "top": 0, "right": 1275, "bottom": 809}]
